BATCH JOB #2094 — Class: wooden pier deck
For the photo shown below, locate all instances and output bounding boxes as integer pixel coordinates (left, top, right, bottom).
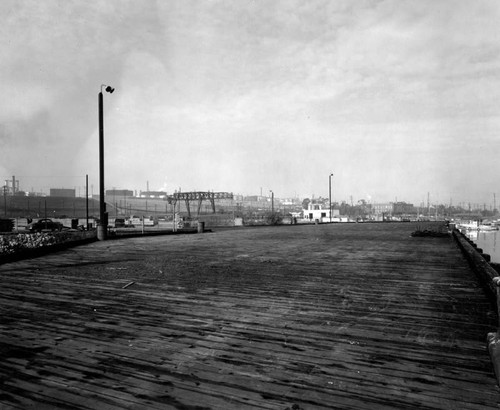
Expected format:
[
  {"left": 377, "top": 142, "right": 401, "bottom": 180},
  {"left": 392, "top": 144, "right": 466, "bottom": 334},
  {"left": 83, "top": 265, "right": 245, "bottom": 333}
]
[{"left": 0, "top": 223, "right": 499, "bottom": 409}]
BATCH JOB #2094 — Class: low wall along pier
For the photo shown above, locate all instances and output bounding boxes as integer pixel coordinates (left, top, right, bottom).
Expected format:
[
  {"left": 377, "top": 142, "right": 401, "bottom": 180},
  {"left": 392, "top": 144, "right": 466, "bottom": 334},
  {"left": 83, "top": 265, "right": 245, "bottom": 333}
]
[{"left": 453, "top": 228, "right": 500, "bottom": 386}]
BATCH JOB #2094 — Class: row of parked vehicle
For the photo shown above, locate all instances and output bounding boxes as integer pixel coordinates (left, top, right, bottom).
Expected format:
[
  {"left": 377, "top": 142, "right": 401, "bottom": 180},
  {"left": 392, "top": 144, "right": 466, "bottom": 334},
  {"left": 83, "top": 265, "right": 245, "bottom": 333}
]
[
  {"left": 113, "top": 216, "right": 158, "bottom": 228},
  {"left": 25, "top": 218, "right": 64, "bottom": 232},
  {"left": 23, "top": 215, "right": 165, "bottom": 232}
]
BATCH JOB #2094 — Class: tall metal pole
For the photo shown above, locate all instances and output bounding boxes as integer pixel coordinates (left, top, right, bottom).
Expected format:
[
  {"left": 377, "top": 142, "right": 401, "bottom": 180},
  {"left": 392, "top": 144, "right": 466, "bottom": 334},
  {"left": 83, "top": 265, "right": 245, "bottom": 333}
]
[
  {"left": 98, "top": 91, "right": 107, "bottom": 240},
  {"left": 329, "top": 173, "right": 333, "bottom": 222},
  {"left": 97, "top": 84, "right": 115, "bottom": 239},
  {"left": 86, "top": 174, "right": 89, "bottom": 230}
]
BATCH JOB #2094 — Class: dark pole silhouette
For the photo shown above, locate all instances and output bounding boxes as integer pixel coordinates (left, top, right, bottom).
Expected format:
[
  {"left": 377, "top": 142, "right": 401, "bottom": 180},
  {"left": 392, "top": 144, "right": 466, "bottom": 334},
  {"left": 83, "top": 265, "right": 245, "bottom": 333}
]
[
  {"left": 86, "top": 174, "right": 89, "bottom": 230},
  {"left": 329, "top": 173, "right": 333, "bottom": 222},
  {"left": 98, "top": 84, "right": 114, "bottom": 240}
]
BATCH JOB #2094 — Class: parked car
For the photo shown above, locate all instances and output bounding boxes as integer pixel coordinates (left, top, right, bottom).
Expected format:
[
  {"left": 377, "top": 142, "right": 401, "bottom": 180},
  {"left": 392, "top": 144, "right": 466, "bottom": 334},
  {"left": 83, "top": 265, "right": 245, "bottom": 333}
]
[
  {"left": 114, "top": 218, "right": 126, "bottom": 228},
  {"left": 26, "top": 218, "right": 63, "bottom": 232},
  {"left": 130, "top": 215, "right": 142, "bottom": 226},
  {"left": 144, "top": 216, "right": 156, "bottom": 226}
]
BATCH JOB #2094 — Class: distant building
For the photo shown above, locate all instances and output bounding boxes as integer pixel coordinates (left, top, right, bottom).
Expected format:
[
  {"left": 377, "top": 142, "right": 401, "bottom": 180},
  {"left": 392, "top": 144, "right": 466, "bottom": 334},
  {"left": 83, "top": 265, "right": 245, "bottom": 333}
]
[
  {"left": 28, "top": 191, "right": 44, "bottom": 197},
  {"left": 50, "top": 188, "right": 75, "bottom": 198},
  {"left": 393, "top": 202, "right": 415, "bottom": 215},
  {"left": 304, "top": 202, "right": 339, "bottom": 221},
  {"left": 243, "top": 195, "right": 268, "bottom": 202},
  {"left": 372, "top": 203, "right": 393, "bottom": 217},
  {"left": 106, "top": 189, "right": 134, "bottom": 197},
  {"left": 139, "top": 191, "right": 167, "bottom": 198},
  {"left": 3, "top": 176, "right": 19, "bottom": 195}
]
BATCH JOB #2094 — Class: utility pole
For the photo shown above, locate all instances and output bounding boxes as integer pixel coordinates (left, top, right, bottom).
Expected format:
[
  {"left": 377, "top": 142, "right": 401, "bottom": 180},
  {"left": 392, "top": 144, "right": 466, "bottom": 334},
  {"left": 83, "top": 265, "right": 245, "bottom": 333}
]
[
  {"left": 3, "top": 185, "right": 7, "bottom": 217},
  {"left": 329, "top": 173, "right": 333, "bottom": 223},
  {"left": 98, "top": 83, "right": 115, "bottom": 240},
  {"left": 86, "top": 175, "right": 89, "bottom": 230}
]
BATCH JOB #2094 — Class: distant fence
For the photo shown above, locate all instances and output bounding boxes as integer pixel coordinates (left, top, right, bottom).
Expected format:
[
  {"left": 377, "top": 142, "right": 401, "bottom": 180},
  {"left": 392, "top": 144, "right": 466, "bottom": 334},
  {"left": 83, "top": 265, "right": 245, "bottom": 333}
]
[{"left": 197, "top": 214, "right": 235, "bottom": 228}]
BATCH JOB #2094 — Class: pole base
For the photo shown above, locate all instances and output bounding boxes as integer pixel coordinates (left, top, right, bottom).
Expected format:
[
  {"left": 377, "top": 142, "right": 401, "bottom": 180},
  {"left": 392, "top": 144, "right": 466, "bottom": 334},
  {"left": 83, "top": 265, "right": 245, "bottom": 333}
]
[{"left": 97, "top": 224, "right": 107, "bottom": 240}]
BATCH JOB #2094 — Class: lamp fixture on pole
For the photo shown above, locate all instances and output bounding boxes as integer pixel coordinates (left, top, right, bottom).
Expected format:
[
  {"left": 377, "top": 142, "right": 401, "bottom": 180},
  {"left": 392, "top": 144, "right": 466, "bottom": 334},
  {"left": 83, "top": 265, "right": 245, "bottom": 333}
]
[{"left": 101, "top": 84, "right": 115, "bottom": 94}]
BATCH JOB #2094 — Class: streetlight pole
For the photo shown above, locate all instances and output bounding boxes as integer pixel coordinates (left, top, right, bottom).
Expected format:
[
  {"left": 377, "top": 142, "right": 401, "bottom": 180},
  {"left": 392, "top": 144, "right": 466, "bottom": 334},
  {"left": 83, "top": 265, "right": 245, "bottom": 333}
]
[
  {"left": 85, "top": 174, "right": 89, "bottom": 230},
  {"left": 3, "top": 185, "right": 7, "bottom": 217},
  {"left": 269, "top": 190, "right": 274, "bottom": 214},
  {"left": 329, "top": 173, "right": 333, "bottom": 223},
  {"left": 98, "top": 84, "right": 115, "bottom": 240}
]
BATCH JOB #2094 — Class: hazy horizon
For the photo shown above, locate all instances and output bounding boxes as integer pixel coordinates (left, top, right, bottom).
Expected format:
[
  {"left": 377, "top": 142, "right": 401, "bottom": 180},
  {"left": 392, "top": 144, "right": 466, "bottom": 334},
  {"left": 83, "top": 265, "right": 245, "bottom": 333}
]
[{"left": 2, "top": 0, "right": 500, "bottom": 207}]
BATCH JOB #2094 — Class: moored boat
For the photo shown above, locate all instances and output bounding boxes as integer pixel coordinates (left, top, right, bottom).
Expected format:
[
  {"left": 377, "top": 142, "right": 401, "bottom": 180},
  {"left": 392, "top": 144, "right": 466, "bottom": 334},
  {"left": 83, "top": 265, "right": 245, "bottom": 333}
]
[
  {"left": 478, "top": 223, "right": 499, "bottom": 231},
  {"left": 457, "top": 220, "right": 479, "bottom": 230}
]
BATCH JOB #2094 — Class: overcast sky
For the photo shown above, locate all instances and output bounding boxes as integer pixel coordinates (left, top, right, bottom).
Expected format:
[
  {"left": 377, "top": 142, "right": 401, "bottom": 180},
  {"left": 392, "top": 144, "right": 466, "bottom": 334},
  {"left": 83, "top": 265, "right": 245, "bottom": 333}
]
[{"left": 2, "top": 0, "right": 500, "bottom": 206}]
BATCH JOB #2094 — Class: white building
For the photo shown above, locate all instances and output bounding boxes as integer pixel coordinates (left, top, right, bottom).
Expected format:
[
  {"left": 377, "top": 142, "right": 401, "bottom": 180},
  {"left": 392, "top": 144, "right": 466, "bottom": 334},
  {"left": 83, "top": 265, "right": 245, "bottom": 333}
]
[{"left": 304, "top": 203, "right": 340, "bottom": 222}]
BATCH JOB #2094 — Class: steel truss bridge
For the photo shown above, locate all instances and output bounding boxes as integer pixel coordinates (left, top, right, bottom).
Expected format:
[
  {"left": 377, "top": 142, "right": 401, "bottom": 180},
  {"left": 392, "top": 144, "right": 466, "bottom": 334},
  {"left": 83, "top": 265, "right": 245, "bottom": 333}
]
[{"left": 167, "top": 192, "right": 233, "bottom": 218}]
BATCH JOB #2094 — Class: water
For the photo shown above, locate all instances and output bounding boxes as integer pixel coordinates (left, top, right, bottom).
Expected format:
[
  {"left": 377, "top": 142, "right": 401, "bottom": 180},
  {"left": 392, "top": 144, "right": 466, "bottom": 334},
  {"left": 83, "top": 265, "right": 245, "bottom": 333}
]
[{"left": 464, "top": 229, "right": 500, "bottom": 263}]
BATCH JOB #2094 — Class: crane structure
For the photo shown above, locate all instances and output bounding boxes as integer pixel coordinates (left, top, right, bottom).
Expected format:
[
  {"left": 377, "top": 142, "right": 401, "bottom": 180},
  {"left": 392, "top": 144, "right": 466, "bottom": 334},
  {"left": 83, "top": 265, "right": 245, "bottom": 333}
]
[{"left": 167, "top": 191, "right": 233, "bottom": 218}]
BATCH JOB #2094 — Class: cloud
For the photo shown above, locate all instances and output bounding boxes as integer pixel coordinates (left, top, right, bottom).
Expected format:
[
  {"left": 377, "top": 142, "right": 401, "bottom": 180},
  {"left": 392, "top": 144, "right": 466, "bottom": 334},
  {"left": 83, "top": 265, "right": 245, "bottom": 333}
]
[{"left": 2, "top": 0, "right": 500, "bottom": 204}]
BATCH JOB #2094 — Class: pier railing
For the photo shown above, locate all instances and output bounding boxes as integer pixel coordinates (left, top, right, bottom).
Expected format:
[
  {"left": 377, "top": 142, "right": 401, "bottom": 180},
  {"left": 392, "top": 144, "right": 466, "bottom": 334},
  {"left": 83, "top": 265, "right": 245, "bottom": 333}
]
[
  {"left": 453, "top": 228, "right": 500, "bottom": 385},
  {"left": 489, "top": 277, "right": 500, "bottom": 385},
  {"left": 452, "top": 229, "right": 497, "bottom": 296}
]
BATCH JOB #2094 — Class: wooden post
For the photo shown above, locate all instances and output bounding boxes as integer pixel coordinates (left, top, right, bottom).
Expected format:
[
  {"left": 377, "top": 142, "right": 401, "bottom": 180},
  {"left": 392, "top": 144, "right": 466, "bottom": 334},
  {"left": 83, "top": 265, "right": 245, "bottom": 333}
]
[{"left": 198, "top": 221, "right": 205, "bottom": 233}]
